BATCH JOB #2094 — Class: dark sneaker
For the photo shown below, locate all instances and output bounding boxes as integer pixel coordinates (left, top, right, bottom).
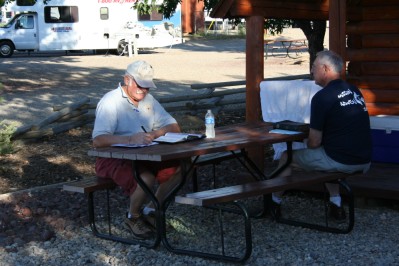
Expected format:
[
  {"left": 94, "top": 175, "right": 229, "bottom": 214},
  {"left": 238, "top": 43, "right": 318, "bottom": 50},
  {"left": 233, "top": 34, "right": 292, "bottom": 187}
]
[
  {"left": 270, "top": 201, "right": 281, "bottom": 220},
  {"left": 124, "top": 216, "right": 154, "bottom": 239},
  {"left": 143, "top": 211, "right": 156, "bottom": 231},
  {"left": 328, "top": 202, "right": 346, "bottom": 221},
  {"left": 143, "top": 211, "right": 174, "bottom": 231}
]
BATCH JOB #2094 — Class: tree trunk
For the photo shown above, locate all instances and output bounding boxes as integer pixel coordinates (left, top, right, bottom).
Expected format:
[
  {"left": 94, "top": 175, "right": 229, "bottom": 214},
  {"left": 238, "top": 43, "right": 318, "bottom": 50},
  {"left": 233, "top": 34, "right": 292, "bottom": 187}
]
[{"left": 293, "top": 20, "right": 327, "bottom": 74}]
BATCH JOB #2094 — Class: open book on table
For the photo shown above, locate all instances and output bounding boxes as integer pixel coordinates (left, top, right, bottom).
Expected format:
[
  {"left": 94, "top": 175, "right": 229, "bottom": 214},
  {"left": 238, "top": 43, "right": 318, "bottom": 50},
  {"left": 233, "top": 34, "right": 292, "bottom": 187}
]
[{"left": 154, "top": 132, "right": 206, "bottom": 143}]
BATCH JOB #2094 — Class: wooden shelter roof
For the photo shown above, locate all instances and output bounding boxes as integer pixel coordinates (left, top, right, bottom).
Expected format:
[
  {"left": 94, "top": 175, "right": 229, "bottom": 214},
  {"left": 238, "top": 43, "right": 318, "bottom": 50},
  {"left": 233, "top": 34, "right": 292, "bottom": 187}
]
[
  {"left": 211, "top": 0, "right": 330, "bottom": 20},
  {"left": 210, "top": 0, "right": 399, "bottom": 20}
]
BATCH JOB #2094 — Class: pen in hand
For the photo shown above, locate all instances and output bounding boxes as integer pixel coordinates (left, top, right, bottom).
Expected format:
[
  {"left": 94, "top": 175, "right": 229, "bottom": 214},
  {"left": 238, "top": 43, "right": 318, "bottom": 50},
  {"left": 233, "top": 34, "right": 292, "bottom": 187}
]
[{"left": 141, "top": 126, "right": 153, "bottom": 144}]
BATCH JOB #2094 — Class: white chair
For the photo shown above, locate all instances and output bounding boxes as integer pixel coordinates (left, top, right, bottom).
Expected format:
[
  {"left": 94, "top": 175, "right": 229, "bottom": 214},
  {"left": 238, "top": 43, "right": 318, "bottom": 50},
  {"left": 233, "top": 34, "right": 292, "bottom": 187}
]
[{"left": 260, "top": 80, "right": 322, "bottom": 160}]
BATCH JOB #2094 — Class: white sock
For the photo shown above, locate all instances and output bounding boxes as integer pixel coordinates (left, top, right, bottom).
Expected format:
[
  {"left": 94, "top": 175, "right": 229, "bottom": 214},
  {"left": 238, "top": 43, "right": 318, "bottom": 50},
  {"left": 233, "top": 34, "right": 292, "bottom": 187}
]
[
  {"left": 128, "top": 212, "right": 141, "bottom": 219},
  {"left": 272, "top": 194, "right": 282, "bottom": 205},
  {"left": 330, "top": 195, "right": 341, "bottom": 207},
  {"left": 142, "top": 206, "right": 155, "bottom": 215}
]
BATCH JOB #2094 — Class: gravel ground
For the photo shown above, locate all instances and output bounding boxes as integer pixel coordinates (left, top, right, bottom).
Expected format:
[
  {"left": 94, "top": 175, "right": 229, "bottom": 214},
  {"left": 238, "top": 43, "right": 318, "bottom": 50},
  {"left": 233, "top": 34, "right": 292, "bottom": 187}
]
[{"left": 0, "top": 175, "right": 398, "bottom": 266}]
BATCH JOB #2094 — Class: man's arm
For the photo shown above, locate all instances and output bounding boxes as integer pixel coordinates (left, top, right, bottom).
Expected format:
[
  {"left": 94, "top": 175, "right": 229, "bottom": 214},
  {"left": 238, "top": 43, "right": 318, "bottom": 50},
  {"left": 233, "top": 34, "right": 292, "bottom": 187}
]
[
  {"left": 307, "top": 128, "right": 322, "bottom": 148},
  {"left": 93, "top": 133, "right": 151, "bottom": 148},
  {"left": 92, "top": 123, "right": 181, "bottom": 148}
]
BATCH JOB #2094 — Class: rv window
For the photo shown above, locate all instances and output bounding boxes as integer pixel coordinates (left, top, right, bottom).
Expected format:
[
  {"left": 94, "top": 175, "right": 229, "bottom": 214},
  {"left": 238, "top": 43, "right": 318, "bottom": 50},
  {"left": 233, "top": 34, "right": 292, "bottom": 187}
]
[
  {"left": 44, "top": 6, "right": 79, "bottom": 23},
  {"left": 100, "top": 7, "right": 109, "bottom": 20},
  {"left": 138, "top": 7, "right": 163, "bottom": 21},
  {"left": 16, "top": 15, "right": 34, "bottom": 29},
  {"left": 26, "top": 15, "right": 34, "bottom": 28},
  {"left": 16, "top": 0, "right": 35, "bottom": 6}
]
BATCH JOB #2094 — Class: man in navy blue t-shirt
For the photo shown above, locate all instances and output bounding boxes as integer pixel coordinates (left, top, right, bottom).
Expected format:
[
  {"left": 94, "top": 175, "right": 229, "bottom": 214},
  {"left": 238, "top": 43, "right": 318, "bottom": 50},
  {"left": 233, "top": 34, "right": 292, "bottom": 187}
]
[{"left": 272, "top": 50, "right": 372, "bottom": 220}]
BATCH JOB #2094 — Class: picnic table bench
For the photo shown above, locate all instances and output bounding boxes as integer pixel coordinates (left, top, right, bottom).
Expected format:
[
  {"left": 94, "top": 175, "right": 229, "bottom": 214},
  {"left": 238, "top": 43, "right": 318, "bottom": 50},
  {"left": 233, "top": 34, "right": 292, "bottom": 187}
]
[{"left": 174, "top": 169, "right": 358, "bottom": 262}]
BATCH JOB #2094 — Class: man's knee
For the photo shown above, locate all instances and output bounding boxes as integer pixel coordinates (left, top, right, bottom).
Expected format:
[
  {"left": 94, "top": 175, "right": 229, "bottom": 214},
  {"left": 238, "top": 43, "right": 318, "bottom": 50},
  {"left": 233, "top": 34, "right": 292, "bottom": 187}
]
[{"left": 156, "top": 166, "right": 180, "bottom": 183}]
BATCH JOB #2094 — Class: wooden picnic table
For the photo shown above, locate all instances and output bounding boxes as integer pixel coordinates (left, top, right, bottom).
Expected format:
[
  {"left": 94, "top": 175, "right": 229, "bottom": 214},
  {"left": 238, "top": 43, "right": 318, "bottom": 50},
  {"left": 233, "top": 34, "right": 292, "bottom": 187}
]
[
  {"left": 264, "top": 37, "right": 308, "bottom": 59},
  {"left": 87, "top": 121, "right": 307, "bottom": 256}
]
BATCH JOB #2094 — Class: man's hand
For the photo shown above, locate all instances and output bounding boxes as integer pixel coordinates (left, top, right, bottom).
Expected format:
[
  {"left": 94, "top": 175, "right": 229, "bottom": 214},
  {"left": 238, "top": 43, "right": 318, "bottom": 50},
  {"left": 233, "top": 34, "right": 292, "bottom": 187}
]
[{"left": 129, "top": 132, "right": 154, "bottom": 145}]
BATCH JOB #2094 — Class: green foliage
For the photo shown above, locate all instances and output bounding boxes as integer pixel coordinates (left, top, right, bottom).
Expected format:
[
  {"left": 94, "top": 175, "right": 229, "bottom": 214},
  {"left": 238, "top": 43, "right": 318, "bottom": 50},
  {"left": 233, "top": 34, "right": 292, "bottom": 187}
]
[
  {"left": 204, "top": 0, "right": 218, "bottom": 11},
  {"left": 265, "top": 19, "right": 293, "bottom": 35},
  {"left": 134, "top": 0, "right": 157, "bottom": 15},
  {"left": 0, "top": 121, "right": 16, "bottom": 155},
  {"left": 158, "top": 0, "right": 180, "bottom": 19},
  {"left": 134, "top": 0, "right": 179, "bottom": 18},
  {"left": 237, "top": 23, "right": 245, "bottom": 36}
]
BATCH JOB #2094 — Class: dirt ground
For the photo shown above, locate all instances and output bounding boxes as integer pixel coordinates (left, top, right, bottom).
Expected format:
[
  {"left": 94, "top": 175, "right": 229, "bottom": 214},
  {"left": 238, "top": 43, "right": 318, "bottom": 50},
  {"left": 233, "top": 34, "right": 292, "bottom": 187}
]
[{"left": 0, "top": 126, "right": 94, "bottom": 194}]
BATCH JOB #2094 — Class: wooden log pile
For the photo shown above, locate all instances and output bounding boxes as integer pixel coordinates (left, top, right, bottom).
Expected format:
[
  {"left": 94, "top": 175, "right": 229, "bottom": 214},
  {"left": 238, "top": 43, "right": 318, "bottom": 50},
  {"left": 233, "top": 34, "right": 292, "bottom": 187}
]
[
  {"left": 12, "top": 97, "right": 93, "bottom": 140},
  {"left": 11, "top": 74, "right": 309, "bottom": 140},
  {"left": 10, "top": 82, "right": 246, "bottom": 140}
]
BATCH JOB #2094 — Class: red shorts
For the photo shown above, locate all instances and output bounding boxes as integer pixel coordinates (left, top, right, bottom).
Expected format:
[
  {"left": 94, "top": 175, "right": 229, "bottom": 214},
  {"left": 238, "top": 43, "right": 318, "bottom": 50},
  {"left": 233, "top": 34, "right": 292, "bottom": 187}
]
[{"left": 95, "top": 158, "right": 180, "bottom": 195}]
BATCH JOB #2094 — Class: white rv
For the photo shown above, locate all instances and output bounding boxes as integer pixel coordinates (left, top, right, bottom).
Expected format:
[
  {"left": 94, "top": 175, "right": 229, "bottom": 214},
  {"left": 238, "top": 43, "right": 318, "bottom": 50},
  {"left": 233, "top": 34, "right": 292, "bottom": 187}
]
[{"left": 0, "top": 0, "right": 182, "bottom": 57}]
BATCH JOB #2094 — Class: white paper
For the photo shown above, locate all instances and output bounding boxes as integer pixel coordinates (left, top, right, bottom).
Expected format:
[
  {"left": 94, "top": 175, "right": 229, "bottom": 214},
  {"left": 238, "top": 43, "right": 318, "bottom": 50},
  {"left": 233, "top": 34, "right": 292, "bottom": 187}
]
[{"left": 111, "top": 142, "right": 158, "bottom": 148}]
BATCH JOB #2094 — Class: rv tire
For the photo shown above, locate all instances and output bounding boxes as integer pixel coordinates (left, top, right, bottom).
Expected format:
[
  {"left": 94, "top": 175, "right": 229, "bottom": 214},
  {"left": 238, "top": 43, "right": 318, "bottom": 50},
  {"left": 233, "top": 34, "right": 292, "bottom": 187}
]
[
  {"left": 0, "top": 41, "right": 14, "bottom": 58},
  {"left": 117, "top": 40, "right": 128, "bottom": 56}
]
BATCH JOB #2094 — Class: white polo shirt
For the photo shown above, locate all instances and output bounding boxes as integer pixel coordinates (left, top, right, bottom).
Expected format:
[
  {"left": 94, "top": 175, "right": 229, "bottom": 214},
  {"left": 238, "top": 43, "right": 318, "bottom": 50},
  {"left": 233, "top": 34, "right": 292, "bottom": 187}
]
[{"left": 92, "top": 84, "right": 177, "bottom": 139}]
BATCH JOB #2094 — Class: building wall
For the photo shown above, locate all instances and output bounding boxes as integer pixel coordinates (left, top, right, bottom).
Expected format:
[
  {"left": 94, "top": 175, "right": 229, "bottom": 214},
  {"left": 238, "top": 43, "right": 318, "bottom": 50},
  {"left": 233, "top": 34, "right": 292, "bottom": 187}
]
[{"left": 346, "top": 2, "right": 399, "bottom": 116}]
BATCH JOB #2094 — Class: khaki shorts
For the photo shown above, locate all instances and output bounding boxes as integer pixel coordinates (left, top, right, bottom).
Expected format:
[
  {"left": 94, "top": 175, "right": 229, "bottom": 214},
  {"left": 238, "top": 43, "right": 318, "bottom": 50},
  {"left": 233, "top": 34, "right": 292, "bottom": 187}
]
[{"left": 292, "top": 147, "right": 370, "bottom": 174}]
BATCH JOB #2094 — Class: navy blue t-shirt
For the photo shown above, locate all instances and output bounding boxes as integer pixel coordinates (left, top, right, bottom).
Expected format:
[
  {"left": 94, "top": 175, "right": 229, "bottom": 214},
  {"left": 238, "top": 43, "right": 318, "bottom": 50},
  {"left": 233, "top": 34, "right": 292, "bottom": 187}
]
[{"left": 310, "top": 79, "right": 372, "bottom": 164}]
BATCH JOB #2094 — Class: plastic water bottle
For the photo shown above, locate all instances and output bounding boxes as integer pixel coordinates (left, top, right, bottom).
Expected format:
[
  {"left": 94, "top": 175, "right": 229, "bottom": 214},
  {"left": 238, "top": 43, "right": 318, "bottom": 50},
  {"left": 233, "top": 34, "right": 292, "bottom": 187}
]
[{"left": 205, "top": 109, "right": 215, "bottom": 138}]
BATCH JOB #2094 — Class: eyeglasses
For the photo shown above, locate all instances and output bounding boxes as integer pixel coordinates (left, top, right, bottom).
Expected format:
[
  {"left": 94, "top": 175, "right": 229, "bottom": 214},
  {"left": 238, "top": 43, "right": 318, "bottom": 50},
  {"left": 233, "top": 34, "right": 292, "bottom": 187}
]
[
  {"left": 136, "top": 83, "right": 149, "bottom": 91},
  {"left": 127, "top": 75, "right": 149, "bottom": 91}
]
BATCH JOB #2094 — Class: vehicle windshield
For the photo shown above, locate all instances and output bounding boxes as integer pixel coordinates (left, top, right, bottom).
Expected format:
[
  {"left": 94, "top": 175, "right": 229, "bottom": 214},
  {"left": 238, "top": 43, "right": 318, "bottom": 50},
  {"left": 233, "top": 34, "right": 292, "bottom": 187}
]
[{"left": 1, "top": 14, "right": 20, "bottom": 28}]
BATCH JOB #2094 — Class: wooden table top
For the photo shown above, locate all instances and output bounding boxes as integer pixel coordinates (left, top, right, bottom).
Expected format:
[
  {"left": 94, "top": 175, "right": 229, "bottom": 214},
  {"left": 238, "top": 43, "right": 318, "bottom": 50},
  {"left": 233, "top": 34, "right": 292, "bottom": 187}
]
[{"left": 88, "top": 122, "right": 307, "bottom": 162}]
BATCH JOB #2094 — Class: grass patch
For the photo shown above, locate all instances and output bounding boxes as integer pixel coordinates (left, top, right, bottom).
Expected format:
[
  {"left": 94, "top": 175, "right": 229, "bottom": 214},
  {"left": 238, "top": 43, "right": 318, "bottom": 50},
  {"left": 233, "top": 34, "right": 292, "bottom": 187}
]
[
  {"left": 0, "top": 82, "right": 16, "bottom": 155},
  {"left": 0, "top": 121, "right": 16, "bottom": 155}
]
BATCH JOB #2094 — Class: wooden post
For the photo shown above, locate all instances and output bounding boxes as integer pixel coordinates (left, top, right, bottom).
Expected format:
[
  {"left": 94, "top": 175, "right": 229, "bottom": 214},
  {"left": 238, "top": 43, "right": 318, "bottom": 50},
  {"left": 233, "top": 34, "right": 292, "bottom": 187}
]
[
  {"left": 329, "top": 0, "right": 346, "bottom": 78},
  {"left": 246, "top": 16, "right": 264, "bottom": 168},
  {"left": 246, "top": 16, "right": 264, "bottom": 122}
]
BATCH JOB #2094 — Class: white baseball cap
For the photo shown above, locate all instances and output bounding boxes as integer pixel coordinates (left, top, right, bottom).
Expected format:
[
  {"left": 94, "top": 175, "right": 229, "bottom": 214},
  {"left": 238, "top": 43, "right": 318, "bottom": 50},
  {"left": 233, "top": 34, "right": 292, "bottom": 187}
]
[{"left": 125, "top": 60, "right": 157, "bottom": 89}]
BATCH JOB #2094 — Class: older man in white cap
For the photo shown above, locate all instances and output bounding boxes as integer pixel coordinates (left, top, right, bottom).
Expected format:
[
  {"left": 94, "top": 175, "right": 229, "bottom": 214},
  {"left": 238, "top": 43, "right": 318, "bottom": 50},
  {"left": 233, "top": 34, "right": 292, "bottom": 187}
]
[{"left": 92, "top": 60, "right": 182, "bottom": 239}]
